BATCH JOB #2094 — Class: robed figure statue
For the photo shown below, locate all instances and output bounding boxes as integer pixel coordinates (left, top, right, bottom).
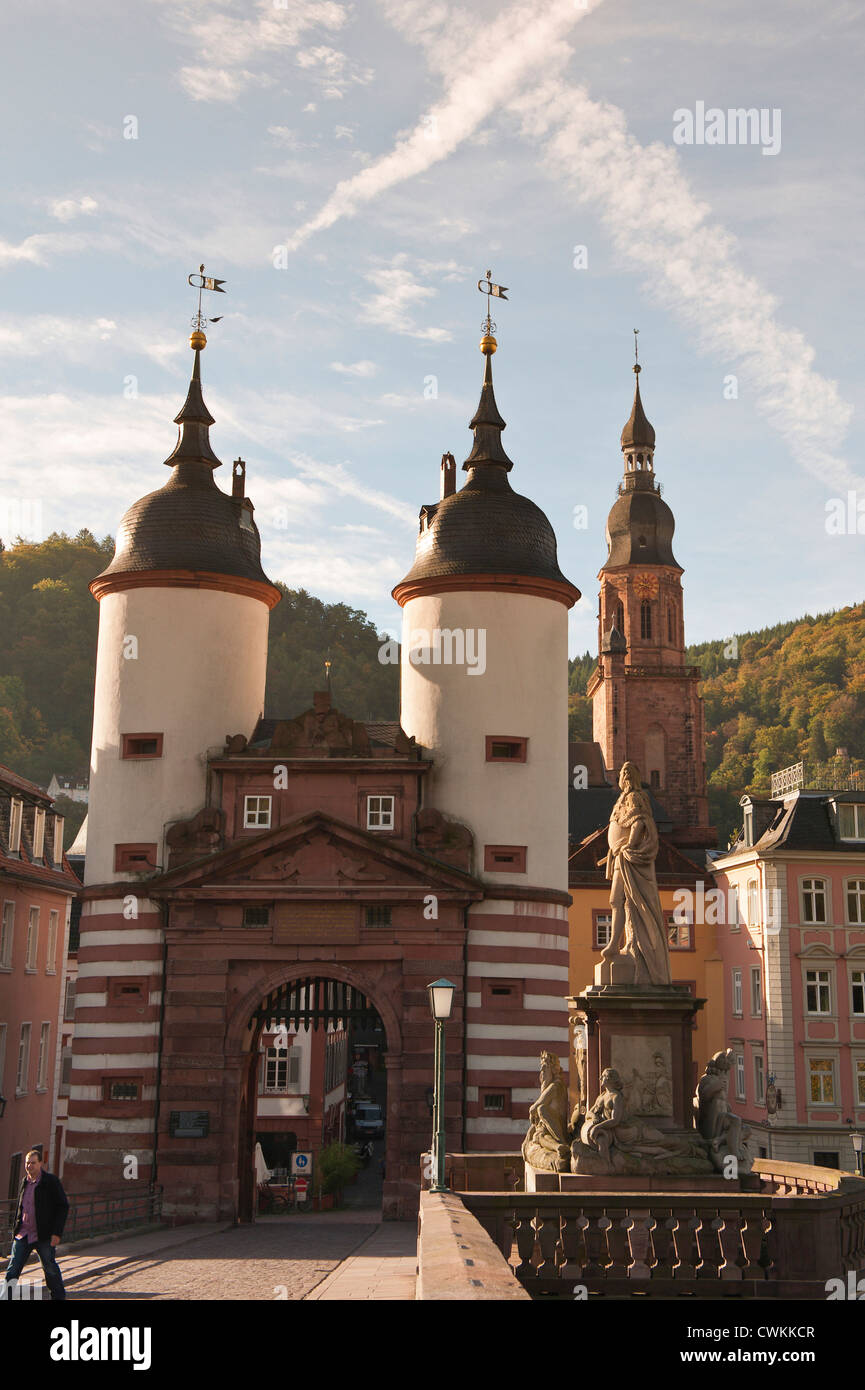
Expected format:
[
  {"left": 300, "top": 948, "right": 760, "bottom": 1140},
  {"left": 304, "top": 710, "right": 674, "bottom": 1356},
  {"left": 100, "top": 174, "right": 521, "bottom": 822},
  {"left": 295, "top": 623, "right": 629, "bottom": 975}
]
[{"left": 602, "top": 761, "right": 672, "bottom": 986}]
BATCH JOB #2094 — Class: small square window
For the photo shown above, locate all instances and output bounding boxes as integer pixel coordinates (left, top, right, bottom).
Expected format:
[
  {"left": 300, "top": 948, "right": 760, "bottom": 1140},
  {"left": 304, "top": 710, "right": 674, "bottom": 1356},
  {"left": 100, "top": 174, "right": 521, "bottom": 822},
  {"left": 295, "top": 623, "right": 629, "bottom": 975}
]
[
  {"left": 367, "top": 796, "right": 395, "bottom": 831},
  {"left": 114, "top": 843, "right": 158, "bottom": 872},
  {"left": 242, "top": 906, "right": 270, "bottom": 927},
  {"left": 122, "top": 733, "right": 164, "bottom": 759},
  {"left": 243, "top": 796, "right": 272, "bottom": 829},
  {"left": 103, "top": 1078, "right": 141, "bottom": 1103},
  {"left": 483, "top": 845, "right": 527, "bottom": 873},
  {"left": 364, "top": 906, "right": 392, "bottom": 927},
  {"left": 481, "top": 978, "right": 524, "bottom": 1010},
  {"left": 109, "top": 978, "right": 147, "bottom": 1005},
  {"left": 480, "top": 1089, "right": 511, "bottom": 1117},
  {"left": 485, "top": 736, "right": 527, "bottom": 763}
]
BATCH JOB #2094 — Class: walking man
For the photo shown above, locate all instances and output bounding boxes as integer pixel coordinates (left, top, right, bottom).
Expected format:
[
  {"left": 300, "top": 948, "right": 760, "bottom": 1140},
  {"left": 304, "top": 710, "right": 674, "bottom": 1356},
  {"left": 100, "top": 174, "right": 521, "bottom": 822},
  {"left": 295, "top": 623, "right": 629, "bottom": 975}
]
[{"left": 3, "top": 1149, "right": 69, "bottom": 1301}]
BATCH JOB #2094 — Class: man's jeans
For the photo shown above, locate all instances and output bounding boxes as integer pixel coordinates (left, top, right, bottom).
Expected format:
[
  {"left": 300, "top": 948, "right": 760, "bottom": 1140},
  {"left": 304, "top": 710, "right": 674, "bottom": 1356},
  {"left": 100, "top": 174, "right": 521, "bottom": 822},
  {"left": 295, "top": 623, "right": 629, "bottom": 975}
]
[{"left": 3, "top": 1235, "right": 66, "bottom": 1300}]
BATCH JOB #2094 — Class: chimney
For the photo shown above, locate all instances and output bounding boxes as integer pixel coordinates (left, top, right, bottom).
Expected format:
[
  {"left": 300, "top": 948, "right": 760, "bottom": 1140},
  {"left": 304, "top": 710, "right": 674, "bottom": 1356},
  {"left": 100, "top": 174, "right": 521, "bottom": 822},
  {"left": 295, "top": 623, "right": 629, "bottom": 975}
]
[
  {"left": 313, "top": 690, "right": 331, "bottom": 714},
  {"left": 232, "top": 457, "right": 246, "bottom": 501},
  {"left": 440, "top": 451, "right": 456, "bottom": 499}
]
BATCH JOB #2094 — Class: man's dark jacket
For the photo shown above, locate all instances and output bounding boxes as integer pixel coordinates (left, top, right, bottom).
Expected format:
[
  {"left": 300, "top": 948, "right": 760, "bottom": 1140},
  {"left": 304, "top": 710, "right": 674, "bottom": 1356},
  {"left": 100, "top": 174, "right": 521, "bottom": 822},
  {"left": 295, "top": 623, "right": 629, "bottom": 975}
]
[{"left": 12, "top": 1171, "right": 69, "bottom": 1242}]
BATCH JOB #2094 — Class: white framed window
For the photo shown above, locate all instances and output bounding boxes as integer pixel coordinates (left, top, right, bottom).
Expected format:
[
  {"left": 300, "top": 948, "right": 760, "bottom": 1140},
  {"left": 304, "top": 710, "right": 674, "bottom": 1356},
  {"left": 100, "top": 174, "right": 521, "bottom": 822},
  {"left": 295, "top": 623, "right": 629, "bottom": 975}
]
[
  {"left": 366, "top": 795, "right": 395, "bottom": 831},
  {"left": 852, "top": 970, "right": 865, "bottom": 1016},
  {"left": 261, "top": 1045, "right": 301, "bottom": 1094},
  {"left": 808, "top": 1056, "right": 836, "bottom": 1105},
  {"left": 243, "top": 795, "right": 271, "bottom": 829},
  {"left": 856, "top": 1058, "right": 865, "bottom": 1106},
  {"left": 801, "top": 878, "right": 827, "bottom": 924},
  {"left": 805, "top": 967, "right": 832, "bottom": 1015},
  {"left": 732, "top": 968, "right": 743, "bottom": 1016},
  {"left": 753, "top": 1052, "right": 765, "bottom": 1105},
  {"left": 734, "top": 1052, "right": 746, "bottom": 1101},
  {"left": 750, "top": 966, "right": 762, "bottom": 1017},
  {"left": 16, "top": 1023, "right": 31, "bottom": 1094},
  {"left": 729, "top": 883, "right": 741, "bottom": 931},
  {"left": 36, "top": 1023, "right": 50, "bottom": 1091},
  {"left": 59, "top": 1048, "right": 73, "bottom": 1098},
  {"left": 9, "top": 798, "right": 23, "bottom": 853},
  {"left": 64, "top": 978, "right": 76, "bottom": 1022},
  {"left": 32, "top": 807, "right": 46, "bottom": 859},
  {"left": 0, "top": 901, "right": 13, "bottom": 969},
  {"left": 847, "top": 878, "right": 865, "bottom": 924},
  {"left": 53, "top": 816, "right": 64, "bottom": 862},
  {"left": 746, "top": 879, "right": 759, "bottom": 926},
  {"left": 838, "top": 802, "right": 865, "bottom": 841},
  {"left": 595, "top": 912, "right": 612, "bottom": 948},
  {"left": 667, "top": 913, "right": 692, "bottom": 949},
  {"left": 25, "top": 907, "right": 39, "bottom": 971},
  {"left": 46, "top": 910, "right": 59, "bottom": 974}
]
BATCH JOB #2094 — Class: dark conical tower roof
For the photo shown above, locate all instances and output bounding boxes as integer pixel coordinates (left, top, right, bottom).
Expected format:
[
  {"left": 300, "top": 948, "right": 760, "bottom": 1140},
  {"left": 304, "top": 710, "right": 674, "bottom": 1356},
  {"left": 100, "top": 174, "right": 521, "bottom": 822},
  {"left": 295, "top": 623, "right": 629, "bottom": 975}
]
[
  {"left": 94, "top": 342, "right": 275, "bottom": 591},
  {"left": 620, "top": 366, "right": 655, "bottom": 449},
  {"left": 393, "top": 336, "right": 578, "bottom": 600}
]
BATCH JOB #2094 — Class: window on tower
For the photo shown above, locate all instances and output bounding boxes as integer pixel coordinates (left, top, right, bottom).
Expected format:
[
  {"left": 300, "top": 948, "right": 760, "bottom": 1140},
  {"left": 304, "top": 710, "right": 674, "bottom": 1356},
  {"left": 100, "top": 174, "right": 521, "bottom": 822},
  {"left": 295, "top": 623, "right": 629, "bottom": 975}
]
[
  {"left": 667, "top": 605, "right": 674, "bottom": 643},
  {"left": 640, "top": 600, "right": 652, "bottom": 639},
  {"left": 122, "top": 733, "right": 164, "bottom": 759},
  {"left": 243, "top": 796, "right": 272, "bottom": 830},
  {"left": 615, "top": 600, "right": 624, "bottom": 632},
  {"left": 485, "top": 736, "right": 527, "bottom": 763}
]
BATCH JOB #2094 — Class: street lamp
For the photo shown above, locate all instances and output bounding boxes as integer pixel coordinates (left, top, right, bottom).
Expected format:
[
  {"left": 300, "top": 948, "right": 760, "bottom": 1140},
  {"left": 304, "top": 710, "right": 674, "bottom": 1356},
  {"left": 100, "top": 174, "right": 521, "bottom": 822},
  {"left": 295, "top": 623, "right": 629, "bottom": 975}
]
[
  {"left": 851, "top": 1131, "right": 864, "bottom": 1178},
  {"left": 426, "top": 978, "right": 455, "bottom": 1194}
]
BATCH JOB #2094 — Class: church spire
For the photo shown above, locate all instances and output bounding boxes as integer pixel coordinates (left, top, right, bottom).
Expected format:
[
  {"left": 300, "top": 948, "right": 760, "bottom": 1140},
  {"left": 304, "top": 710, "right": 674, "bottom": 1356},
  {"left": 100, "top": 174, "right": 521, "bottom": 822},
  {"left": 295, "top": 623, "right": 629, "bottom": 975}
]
[{"left": 619, "top": 332, "right": 656, "bottom": 486}]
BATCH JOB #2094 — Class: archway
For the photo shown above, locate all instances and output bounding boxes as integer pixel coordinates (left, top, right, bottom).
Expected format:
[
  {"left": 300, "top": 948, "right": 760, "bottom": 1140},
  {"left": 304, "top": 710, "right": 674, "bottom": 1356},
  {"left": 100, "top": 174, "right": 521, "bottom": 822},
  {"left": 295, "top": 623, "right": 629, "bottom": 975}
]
[{"left": 228, "top": 962, "right": 406, "bottom": 1222}]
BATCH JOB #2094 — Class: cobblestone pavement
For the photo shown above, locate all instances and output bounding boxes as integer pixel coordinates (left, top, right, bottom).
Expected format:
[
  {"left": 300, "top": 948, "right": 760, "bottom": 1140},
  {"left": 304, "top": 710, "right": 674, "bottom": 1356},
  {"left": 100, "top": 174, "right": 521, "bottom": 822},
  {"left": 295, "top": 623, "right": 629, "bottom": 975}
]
[{"left": 66, "top": 1219, "right": 382, "bottom": 1302}]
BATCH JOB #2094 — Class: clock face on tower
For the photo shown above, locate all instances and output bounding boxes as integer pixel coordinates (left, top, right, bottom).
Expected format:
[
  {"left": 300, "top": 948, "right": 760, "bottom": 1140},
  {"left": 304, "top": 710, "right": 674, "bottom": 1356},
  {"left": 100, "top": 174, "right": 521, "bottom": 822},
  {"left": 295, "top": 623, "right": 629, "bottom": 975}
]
[{"left": 633, "top": 574, "right": 659, "bottom": 600}]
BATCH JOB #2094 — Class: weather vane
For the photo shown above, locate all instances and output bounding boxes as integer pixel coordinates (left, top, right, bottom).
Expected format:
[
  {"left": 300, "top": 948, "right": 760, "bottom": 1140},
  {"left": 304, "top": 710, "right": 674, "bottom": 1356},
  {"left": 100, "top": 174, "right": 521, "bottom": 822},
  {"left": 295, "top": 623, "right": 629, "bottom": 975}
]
[
  {"left": 478, "top": 268, "right": 508, "bottom": 337},
  {"left": 187, "top": 263, "right": 227, "bottom": 336},
  {"left": 633, "top": 327, "right": 640, "bottom": 372}
]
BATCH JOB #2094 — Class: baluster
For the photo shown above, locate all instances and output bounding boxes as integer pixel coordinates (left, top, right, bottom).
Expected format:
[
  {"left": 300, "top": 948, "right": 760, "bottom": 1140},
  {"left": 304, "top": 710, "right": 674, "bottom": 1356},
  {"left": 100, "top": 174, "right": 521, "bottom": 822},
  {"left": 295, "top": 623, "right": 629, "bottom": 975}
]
[
  {"left": 695, "top": 1209, "right": 724, "bottom": 1280},
  {"left": 740, "top": 1211, "right": 769, "bottom": 1278},
  {"left": 533, "top": 1212, "right": 561, "bottom": 1279},
  {"left": 559, "top": 1211, "right": 584, "bottom": 1282},
  {"left": 584, "top": 1215, "right": 612, "bottom": 1280},
  {"left": 717, "top": 1211, "right": 745, "bottom": 1280},
  {"left": 606, "top": 1213, "right": 632, "bottom": 1278},
  {"left": 513, "top": 1209, "right": 537, "bottom": 1278},
  {"left": 627, "top": 1210, "right": 653, "bottom": 1281},
  {"left": 672, "top": 1209, "right": 699, "bottom": 1281},
  {"left": 649, "top": 1210, "right": 676, "bottom": 1278}
]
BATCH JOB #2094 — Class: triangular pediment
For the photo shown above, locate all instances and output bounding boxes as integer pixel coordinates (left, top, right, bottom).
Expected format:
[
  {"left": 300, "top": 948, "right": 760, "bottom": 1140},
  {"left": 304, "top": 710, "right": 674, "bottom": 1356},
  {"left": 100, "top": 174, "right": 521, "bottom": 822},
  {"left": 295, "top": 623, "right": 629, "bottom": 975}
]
[{"left": 152, "top": 810, "right": 482, "bottom": 898}]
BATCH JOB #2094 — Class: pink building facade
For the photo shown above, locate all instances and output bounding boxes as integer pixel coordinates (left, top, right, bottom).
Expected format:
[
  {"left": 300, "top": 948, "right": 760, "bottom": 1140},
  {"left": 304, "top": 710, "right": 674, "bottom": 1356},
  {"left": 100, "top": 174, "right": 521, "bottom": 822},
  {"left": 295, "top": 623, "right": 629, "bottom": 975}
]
[
  {"left": 713, "top": 786, "right": 865, "bottom": 1170},
  {"left": 0, "top": 764, "right": 79, "bottom": 1194}
]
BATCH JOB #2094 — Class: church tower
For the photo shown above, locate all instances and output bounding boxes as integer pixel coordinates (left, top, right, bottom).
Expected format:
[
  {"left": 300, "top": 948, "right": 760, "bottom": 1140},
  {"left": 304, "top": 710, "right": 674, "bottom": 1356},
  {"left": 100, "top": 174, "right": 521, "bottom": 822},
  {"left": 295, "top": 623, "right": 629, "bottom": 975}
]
[
  {"left": 587, "top": 354, "right": 714, "bottom": 850},
  {"left": 65, "top": 329, "right": 280, "bottom": 1191},
  {"left": 394, "top": 319, "right": 580, "bottom": 1148}
]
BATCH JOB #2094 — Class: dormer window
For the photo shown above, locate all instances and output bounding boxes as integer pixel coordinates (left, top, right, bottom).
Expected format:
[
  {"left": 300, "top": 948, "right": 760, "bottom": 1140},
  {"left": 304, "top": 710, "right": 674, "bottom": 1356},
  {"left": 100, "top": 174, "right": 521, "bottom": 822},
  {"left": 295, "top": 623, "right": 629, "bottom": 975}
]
[
  {"left": 32, "top": 808, "right": 46, "bottom": 860},
  {"left": 9, "top": 798, "right": 23, "bottom": 853},
  {"left": 743, "top": 806, "right": 754, "bottom": 846},
  {"left": 838, "top": 803, "right": 865, "bottom": 841}
]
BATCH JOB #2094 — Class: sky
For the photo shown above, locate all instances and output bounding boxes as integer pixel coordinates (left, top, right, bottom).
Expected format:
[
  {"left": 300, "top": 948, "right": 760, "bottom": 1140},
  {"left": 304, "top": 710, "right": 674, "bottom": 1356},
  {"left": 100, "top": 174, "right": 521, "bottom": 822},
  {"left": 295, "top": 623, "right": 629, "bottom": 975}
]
[{"left": 1, "top": 0, "right": 863, "bottom": 656}]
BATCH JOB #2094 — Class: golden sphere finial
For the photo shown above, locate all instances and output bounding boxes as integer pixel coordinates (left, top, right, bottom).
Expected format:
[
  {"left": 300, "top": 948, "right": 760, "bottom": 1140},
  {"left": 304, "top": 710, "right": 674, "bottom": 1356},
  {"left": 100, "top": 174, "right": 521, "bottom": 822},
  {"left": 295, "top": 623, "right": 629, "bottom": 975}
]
[
  {"left": 480, "top": 333, "right": 497, "bottom": 355},
  {"left": 189, "top": 329, "right": 207, "bottom": 351}
]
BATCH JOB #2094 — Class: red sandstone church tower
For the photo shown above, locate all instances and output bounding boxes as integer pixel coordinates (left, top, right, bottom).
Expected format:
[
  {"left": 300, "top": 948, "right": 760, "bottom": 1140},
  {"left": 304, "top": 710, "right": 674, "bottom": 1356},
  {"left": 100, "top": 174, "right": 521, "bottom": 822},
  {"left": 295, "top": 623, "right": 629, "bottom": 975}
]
[
  {"left": 394, "top": 324, "right": 580, "bottom": 1148},
  {"left": 587, "top": 357, "right": 715, "bottom": 851}
]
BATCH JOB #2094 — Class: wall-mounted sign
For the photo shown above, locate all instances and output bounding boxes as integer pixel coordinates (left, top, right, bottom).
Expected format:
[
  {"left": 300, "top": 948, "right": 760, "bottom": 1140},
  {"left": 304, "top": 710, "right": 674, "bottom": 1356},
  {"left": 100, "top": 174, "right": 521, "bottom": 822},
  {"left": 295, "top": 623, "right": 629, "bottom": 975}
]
[{"left": 169, "top": 1110, "right": 210, "bottom": 1138}]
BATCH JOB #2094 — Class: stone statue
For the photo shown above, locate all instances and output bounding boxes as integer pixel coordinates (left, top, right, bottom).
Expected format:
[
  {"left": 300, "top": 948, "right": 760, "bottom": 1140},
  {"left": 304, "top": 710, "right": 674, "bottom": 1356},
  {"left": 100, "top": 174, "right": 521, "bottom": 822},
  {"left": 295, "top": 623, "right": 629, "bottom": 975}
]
[
  {"left": 571, "top": 1067, "right": 712, "bottom": 1176},
  {"left": 570, "top": 1020, "right": 588, "bottom": 1132},
  {"left": 639, "top": 1051, "right": 674, "bottom": 1116},
  {"left": 522, "top": 1052, "right": 571, "bottom": 1172},
  {"left": 601, "top": 761, "right": 672, "bottom": 986},
  {"left": 696, "top": 1050, "right": 753, "bottom": 1173}
]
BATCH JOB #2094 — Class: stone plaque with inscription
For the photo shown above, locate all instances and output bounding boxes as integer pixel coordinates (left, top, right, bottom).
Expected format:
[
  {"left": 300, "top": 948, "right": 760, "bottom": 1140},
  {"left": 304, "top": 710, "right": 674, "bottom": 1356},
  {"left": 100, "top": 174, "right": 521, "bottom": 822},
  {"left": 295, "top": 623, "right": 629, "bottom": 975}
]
[{"left": 273, "top": 902, "right": 359, "bottom": 944}]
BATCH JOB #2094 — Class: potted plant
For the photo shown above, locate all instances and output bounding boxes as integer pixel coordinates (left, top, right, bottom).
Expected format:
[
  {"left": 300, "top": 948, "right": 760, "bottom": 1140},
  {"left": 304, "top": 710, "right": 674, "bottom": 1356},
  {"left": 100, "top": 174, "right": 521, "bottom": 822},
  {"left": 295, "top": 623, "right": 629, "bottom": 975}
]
[{"left": 314, "top": 1142, "right": 361, "bottom": 1209}]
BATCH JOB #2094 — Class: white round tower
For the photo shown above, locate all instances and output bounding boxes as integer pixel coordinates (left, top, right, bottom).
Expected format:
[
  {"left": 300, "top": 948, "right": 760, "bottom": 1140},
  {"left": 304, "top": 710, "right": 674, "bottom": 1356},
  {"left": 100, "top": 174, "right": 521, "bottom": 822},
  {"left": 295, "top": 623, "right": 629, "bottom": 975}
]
[
  {"left": 85, "top": 337, "right": 280, "bottom": 885},
  {"left": 393, "top": 328, "right": 580, "bottom": 1150}
]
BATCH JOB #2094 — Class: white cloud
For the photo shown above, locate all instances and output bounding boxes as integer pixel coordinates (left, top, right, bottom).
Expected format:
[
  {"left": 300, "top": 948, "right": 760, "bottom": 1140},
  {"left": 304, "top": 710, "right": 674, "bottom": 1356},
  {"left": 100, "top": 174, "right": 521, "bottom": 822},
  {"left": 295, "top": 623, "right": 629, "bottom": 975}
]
[
  {"left": 50, "top": 195, "right": 98, "bottom": 222},
  {"left": 179, "top": 65, "right": 273, "bottom": 102},
  {"left": 358, "top": 256, "right": 453, "bottom": 341},
  {"left": 330, "top": 359, "right": 378, "bottom": 377}
]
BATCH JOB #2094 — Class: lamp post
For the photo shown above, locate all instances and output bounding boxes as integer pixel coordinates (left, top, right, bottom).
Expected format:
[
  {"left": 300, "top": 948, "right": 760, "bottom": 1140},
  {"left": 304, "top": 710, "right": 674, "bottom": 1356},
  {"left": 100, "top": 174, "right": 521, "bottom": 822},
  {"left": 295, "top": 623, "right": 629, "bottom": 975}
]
[
  {"left": 426, "top": 978, "right": 455, "bottom": 1194},
  {"left": 852, "top": 1131, "right": 864, "bottom": 1178}
]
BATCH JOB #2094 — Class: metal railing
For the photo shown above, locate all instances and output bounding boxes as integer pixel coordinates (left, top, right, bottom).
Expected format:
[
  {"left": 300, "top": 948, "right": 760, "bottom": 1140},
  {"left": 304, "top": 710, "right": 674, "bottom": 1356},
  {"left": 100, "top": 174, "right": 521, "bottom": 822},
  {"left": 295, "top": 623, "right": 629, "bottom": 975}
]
[{"left": 0, "top": 1185, "right": 163, "bottom": 1247}]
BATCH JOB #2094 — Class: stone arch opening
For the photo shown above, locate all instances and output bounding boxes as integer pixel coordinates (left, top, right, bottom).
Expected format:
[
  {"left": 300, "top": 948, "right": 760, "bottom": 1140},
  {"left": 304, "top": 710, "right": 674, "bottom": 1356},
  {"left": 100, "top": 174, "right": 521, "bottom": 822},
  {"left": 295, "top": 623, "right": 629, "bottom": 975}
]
[{"left": 229, "top": 962, "right": 405, "bottom": 1222}]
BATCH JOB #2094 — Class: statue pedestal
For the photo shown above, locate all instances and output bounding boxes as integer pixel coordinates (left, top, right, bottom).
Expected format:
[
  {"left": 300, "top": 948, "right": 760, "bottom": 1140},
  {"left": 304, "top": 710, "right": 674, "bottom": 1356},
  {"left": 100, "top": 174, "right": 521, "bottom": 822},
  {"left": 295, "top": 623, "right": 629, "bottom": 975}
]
[{"left": 569, "top": 984, "right": 703, "bottom": 1134}]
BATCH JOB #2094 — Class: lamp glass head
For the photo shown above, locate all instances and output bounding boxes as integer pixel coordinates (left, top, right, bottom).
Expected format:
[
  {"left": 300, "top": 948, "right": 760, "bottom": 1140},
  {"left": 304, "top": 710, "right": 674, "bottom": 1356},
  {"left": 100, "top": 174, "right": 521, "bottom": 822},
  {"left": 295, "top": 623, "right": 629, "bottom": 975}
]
[{"left": 427, "top": 978, "right": 455, "bottom": 1020}]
